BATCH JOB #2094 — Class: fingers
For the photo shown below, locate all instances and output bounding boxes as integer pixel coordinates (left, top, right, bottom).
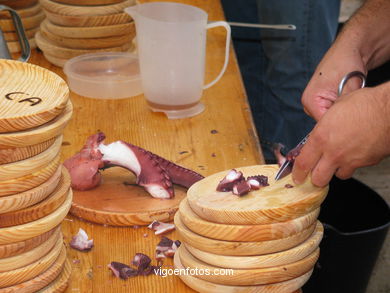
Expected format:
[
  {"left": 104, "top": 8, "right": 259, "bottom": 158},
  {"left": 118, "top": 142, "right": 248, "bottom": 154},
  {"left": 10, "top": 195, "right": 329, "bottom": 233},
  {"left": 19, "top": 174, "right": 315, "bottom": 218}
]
[{"left": 311, "top": 156, "right": 338, "bottom": 187}]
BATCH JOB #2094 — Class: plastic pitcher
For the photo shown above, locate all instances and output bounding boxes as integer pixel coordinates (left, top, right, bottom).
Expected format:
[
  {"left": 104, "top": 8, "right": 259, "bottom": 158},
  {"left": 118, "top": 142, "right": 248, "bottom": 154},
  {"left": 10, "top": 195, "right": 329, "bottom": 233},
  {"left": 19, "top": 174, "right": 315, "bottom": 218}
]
[{"left": 125, "top": 2, "right": 231, "bottom": 119}]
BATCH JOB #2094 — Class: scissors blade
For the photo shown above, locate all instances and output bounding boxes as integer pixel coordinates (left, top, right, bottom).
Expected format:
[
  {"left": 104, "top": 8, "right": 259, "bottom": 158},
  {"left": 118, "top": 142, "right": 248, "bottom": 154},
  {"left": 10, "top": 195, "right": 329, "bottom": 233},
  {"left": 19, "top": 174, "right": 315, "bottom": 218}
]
[{"left": 275, "top": 160, "right": 293, "bottom": 180}]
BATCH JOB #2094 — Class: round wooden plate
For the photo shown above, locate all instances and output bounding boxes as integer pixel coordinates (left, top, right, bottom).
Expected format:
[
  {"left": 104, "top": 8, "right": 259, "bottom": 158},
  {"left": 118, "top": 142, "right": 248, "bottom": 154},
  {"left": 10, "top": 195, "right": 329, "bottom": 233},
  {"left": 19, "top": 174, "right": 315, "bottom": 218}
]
[
  {"left": 175, "top": 212, "right": 317, "bottom": 256},
  {"left": 179, "top": 199, "right": 319, "bottom": 242},
  {"left": 39, "top": 257, "right": 71, "bottom": 293},
  {"left": 0, "top": 3, "right": 41, "bottom": 18},
  {"left": 0, "top": 154, "right": 60, "bottom": 197},
  {"left": 0, "top": 236, "right": 63, "bottom": 288},
  {"left": 0, "top": 11, "right": 44, "bottom": 31},
  {"left": 0, "top": 243, "right": 67, "bottom": 293},
  {"left": 0, "top": 228, "right": 60, "bottom": 272},
  {"left": 0, "top": 166, "right": 61, "bottom": 214},
  {"left": 0, "top": 59, "right": 69, "bottom": 133},
  {"left": 174, "top": 252, "right": 310, "bottom": 293},
  {"left": 40, "top": 20, "right": 134, "bottom": 49},
  {"left": 43, "top": 53, "right": 68, "bottom": 68},
  {"left": 44, "top": 19, "right": 135, "bottom": 38},
  {"left": 0, "top": 135, "right": 61, "bottom": 181},
  {"left": 7, "top": 37, "right": 36, "bottom": 53},
  {"left": 0, "top": 170, "right": 71, "bottom": 227},
  {"left": 187, "top": 165, "right": 328, "bottom": 225},
  {"left": 0, "top": 101, "right": 72, "bottom": 149},
  {"left": 0, "top": 191, "right": 71, "bottom": 245},
  {"left": 42, "top": 9, "right": 131, "bottom": 27},
  {"left": 36, "top": 31, "right": 134, "bottom": 59},
  {"left": 40, "top": 0, "right": 134, "bottom": 16},
  {"left": 185, "top": 222, "right": 323, "bottom": 269},
  {"left": 49, "top": 0, "right": 126, "bottom": 6},
  {"left": 179, "top": 245, "right": 319, "bottom": 286},
  {"left": 4, "top": 27, "right": 39, "bottom": 42},
  {"left": 70, "top": 167, "right": 186, "bottom": 226},
  {"left": 0, "top": 0, "right": 38, "bottom": 9},
  {"left": 0, "top": 226, "right": 60, "bottom": 259}
]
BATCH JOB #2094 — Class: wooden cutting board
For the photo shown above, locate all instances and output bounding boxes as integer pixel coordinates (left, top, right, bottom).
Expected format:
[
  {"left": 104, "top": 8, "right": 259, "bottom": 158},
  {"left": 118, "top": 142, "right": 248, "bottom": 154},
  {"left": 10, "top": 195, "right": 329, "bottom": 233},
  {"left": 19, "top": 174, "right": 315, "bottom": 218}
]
[
  {"left": 40, "top": 20, "right": 134, "bottom": 49},
  {"left": 0, "top": 154, "right": 60, "bottom": 197},
  {"left": 0, "top": 11, "right": 44, "bottom": 31},
  {"left": 179, "top": 199, "right": 319, "bottom": 242},
  {"left": 0, "top": 3, "right": 41, "bottom": 18},
  {"left": 7, "top": 38, "right": 36, "bottom": 53},
  {"left": 0, "top": 226, "right": 60, "bottom": 259},
  {"left": 0, "top": 236, "right": 62, "bottom": 288},
  {"left": 40, "top": 0, "right": 135, "bottom": 16},
  {"left": 0, "top": 0, "right": 38, "bottom": 10},
  {"left": 0, "top": 243, "right": 66, "bottom": 293},
  {"left": 43, "top": 53, "right": 68, "bottom": 68},
  {"left": 0, "top": 59, "right": 68, "bottom": 133},
  {"left": 53, "top": 0, "right": 125, "bottom": 5},
  {"left": 42, "top": 9, "right": 131, "bottom": 27},
  {"left": 185, "top": 222, "right": 323, "bottom": 269},
  {"left": 174, "top": 252, "right": 311, "bottom": 293},
  {"left": 179, "top": 245, "right": 319, "bottom": 286},
  {"left": 70, "top": 167, "right": 187, "bottom": 226},
  {"left": 0, "top": 101, "right": 72, "bottom": 149},
  {"left": 38, "top": 257, "right": 71, "bottom": 293},
  {"left": 36, "top": 32, "right": 134, "bottom": 59},
  {"left": 0, "top": 166, "right": 61, "bottom": 214},
  {"left": 4, "top": 26, "right": 39, "bottom": 42},
  {"left": 0, "top": 170, "right": 70, "bottom": 227},
  {"left": 0, "top": 191, "right": 71, "bottom": 245},
  {"left": 0, "top": 228, "right": 60, "bottom": 272},
  {"left": 0, "top": 135, "right": 61, "bottom": 180},
  {"left": 187, "top": 165, "right": 328, "bottom": 225},
  {"left": 44, "top": 19, "right": 135, "bottom": 39},
  {"left": 175, "top": 212, "right": 317, "bottom": 256}
]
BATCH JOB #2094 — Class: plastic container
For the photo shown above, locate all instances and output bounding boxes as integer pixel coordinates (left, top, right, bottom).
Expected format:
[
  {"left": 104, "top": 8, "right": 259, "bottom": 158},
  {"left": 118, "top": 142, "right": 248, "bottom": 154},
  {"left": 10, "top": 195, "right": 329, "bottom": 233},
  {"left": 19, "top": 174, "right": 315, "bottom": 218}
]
[{"left": 63, "top": 52, "right": 142, "bottom": 99}]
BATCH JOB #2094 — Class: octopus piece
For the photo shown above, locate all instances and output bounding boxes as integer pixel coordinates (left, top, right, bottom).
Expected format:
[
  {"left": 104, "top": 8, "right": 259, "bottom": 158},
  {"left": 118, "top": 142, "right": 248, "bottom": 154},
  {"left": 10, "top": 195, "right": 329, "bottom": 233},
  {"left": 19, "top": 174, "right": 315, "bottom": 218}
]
[
  {"left": 132, "top": 253, "right": 152, "bottom": 272},
  {"left": 247, "top": 175, "right": 269, "bottom": 188},
  {"left": 148, "top": 220, "right": 175, "bottom": 235},
  {"left": 69, "top": 228, "right": 94, "bottom": 251},
  {"left": 216, "top": 169, "right": 244, "bottom": 192},
  {"left": 108, "top": 262, "right": 138, "bottom": 279},
  {"left": 232, "top": 180, "right": 251, "bottom": 196},
  {"left": 155, "top": 237, "right": 181, "bottom": 262},
  {"left": 272, "top": 143, "right": 286, "bottom": 167}
]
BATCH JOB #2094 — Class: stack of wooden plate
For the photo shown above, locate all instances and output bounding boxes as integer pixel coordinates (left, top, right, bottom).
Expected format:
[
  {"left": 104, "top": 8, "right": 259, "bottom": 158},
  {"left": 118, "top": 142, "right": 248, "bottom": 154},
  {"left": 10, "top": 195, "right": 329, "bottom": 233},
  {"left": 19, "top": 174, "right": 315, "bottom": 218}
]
[
  {"left": 174, "top": 165, "right": 328, "bottom": 293},
  {"left": 0, "top": 0, "right": 45, "bottom": 53},
  {"left": 0, "top": 59, "right": 73, "bottom": 292},
  {"left": 36, "top": 0, "right": 136, "bottom": 67}
]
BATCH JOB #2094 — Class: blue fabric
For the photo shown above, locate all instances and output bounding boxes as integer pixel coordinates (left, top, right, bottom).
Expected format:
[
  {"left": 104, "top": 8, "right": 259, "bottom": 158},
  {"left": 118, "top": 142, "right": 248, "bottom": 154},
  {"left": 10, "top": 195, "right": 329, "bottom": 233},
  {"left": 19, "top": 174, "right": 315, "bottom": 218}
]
[{"left": 221, "top": 0, "right": 340, "bottom": 160}]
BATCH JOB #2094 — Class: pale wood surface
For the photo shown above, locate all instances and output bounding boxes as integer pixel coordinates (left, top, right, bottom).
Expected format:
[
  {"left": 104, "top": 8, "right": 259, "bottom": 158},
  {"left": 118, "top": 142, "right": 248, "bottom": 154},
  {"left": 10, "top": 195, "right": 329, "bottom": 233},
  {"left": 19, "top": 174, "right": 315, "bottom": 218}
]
[
  {"left": 27, "top": 0, "right": 264, "bottom": 292},
  {"left": 0, "top": 243, "right": 66, "bottom": 293},
  {"left": 175, "top": 212, "right": 317, "bottom": 256},
  {"left": 38, "top": 258, "right": 71, "bottom": 293},
  {"left": 0, "top": 10, "right": 44, "bottom": 31},
  {"left": 185, "top": 222, "right": 323, "bottom": 269},
  {"left": 188, "top": 165, "right": 328, "bottom": 224},
  {"left": 4, "top": 27, "right": 39, "bottom": 42},
  {"left": 42, "top": 53, "right": 67, "bottom": 68},
  {"left": 179, "top": 198, "right": 319, "bottom": 241},
  {"left": 53, "top": 0, "right": 125, "bottom": 5},
  {"left": 7, "top": 38, "right": 36, "bottom": 53},
  {"left": 0, "top": 3, "right": 41, "bottom": 18},
  {"left": 0, "top": 0, "right": 38, "bottom": 9},
  {"left": 174, "top": 253, "right": 311, "bottom": 293},
  {"left": 39, "top": 0, "right": 135, "bottom": 16}
]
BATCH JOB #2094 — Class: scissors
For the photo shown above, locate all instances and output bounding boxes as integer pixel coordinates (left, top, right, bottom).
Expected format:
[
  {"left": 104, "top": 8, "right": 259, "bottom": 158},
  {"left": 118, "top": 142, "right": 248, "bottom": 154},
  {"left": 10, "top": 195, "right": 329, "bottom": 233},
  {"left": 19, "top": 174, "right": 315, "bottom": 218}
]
[{"left": 274, "top": 71, "right": 367, "bottom": 180}]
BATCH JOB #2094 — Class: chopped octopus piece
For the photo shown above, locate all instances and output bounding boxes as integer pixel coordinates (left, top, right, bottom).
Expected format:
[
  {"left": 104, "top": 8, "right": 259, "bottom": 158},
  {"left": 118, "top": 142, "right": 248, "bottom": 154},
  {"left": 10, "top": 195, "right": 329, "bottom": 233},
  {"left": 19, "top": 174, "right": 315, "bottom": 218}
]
[
  {"left": 216, "top": 169, "right": 244, "bottom": 192},
  {"left": 148, "top": 220, "right": 175, "bottom": 235},
  {"left": 247, "top": 175, "right": 269, "bottom": 187},
  {"left": 155, "top": 237, "right": 181, "bottom": 261},
  {"left": 132, "top": 253, "right": 151, "bottom": 272},
  {"left": 285, "top": 184, "right": 294, "bottom": 188},
  {"left": 232, "top": 180, "right": 251, "bottom": 196},
  {"left": 108, "top": 262, "right": 138, "bottom": 279},
  {"left": 69, "top": 228, "right": 94, "bottom": 251}
]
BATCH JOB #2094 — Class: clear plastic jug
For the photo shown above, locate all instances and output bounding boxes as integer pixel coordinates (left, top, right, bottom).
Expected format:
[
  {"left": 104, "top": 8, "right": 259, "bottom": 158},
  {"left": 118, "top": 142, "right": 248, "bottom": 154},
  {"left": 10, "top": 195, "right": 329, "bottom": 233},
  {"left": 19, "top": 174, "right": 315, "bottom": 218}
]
[{"left": 125, "top": 2, "right": 231, "bottom": 119}]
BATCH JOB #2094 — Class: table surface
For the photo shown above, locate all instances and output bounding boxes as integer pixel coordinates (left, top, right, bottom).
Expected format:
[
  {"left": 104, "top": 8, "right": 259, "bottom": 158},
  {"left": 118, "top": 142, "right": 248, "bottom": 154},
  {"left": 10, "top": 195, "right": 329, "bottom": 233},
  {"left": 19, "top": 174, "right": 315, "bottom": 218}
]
[{"left": 29, "top": 0, "right": 264, "bottom": 291}]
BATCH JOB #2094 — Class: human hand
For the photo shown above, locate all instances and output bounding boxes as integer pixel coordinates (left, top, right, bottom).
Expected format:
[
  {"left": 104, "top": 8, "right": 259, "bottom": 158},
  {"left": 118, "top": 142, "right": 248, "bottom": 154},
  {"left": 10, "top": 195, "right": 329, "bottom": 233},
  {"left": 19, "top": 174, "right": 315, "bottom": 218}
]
[{"left": 293, "top": 84, "right": 390, "bottom": 187}]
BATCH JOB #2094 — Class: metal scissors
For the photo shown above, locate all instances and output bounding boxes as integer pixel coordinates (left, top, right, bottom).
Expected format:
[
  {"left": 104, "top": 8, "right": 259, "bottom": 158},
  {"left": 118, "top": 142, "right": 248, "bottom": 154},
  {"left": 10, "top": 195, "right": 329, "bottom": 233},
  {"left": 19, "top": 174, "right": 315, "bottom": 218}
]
[{"left": 274, "top": 71, "right": 367, "bottom": 180}]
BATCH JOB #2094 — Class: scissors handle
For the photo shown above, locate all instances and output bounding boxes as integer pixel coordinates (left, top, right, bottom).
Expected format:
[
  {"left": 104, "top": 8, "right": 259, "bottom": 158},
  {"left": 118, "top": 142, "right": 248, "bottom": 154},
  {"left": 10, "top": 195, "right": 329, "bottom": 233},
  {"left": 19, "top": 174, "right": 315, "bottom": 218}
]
[{"left": 337, "top": 71, "right": 366, "bottom": 97}]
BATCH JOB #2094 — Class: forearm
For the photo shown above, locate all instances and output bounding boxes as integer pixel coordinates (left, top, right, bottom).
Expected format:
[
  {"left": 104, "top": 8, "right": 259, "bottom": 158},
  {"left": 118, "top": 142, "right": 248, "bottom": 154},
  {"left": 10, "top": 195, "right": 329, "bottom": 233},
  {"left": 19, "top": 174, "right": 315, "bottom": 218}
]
[{"left": 335, "top": 0, "right": 390, "bottom": 70}]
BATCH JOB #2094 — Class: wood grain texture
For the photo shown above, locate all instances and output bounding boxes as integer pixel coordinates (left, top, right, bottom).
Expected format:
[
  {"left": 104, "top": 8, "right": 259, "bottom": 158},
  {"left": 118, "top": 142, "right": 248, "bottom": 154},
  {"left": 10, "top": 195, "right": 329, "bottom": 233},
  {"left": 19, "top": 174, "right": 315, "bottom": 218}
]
[
  {"left": 188, "top": 165, "right": 328, "bottom": 225},
  {"left": 7, "top": 38, "right": 36, "bottom": 53},
  {"left": 4, "top": 27, "right": 39, "bottom": 42},
  {"left": 179, "top": 245, "right": 319, "bottom": 286},
  {"left": 43, "top": 53, "right": 67, "bottom": 68},
  {"left": 0, "top": 136, "right": 56, "bottom": 164},
  {"left": 0, "top": 101, "right": 72, "bottom": 149},
  {"left": 0, "top": 154, "right": 60, "bottom": 197},
  {"left": 38, "top": 258, "right": 71, "bottom": 293},
  {"left": 0, "top": 11, "right": 44, "bottom": 31},
  {"left": 0, "top": 169, "right": 70, "bottom": 227},
  {"left": 175, "top": 212, "right": 317, "bottom": 256},
  {"left": 40, "top": 20, "right": 134, "bottom": 49},
  {"left": 53, "top": 0, "right": 125, "bottom": 5},
  {"left": 0, "top": 243, "right": 66, "bottom": 293},
  {"left": 42, "top": 9, "right": 132, "bottom": 26},
  {"left": 70, "top": 167, "right": 186, "bottom": 226},
  {"left": 44, "top": 19, "right": 135, "bottom": 38},
  {"left": 0, "top": 0, "right": 38, "bottom": 9},
  {"left": 36, "top": 32, "right": 133, "bottom": 59},
  {"left": 0, "top": 165, "right": 61, "bottom": 214},
  {"left": 0, "top": 135, "right": 61, "bottom": 180},
  {"left": 174, "top": 253, "right": 311, "bottom": 293},
  {"left": 0, "top": 226, "right": 60, "bottom": 259},
  {"left": 185, "top": 222, "right": 323, "bottom": 269},
  {"left": 0, "top": 228, "right": 60, "bottom": 272},
  {"left": 179, "top": 199, "right": 319, "bottom": 242},
  {"left": 0, "top": 236, "right": 63, "bottom": 288},
  {"left": 0, "top": 3, "right": 41, "bottom": 18},
  {"left": 0, "top": 59, "right": 68, "bottom": 133},
  {"left": 40, "top": 0, "right": 135, "bottom": 16},
  {"left": 0, "top": 190, "right": 71, "bottom": 244}
]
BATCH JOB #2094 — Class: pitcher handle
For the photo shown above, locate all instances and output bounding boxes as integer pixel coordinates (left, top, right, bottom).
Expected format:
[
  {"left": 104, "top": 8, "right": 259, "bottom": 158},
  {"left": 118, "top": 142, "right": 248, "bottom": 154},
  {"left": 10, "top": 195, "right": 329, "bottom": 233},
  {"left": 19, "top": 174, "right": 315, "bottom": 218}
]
[{"left": 203, "top": 21, "right": 231, "bottom": 89}]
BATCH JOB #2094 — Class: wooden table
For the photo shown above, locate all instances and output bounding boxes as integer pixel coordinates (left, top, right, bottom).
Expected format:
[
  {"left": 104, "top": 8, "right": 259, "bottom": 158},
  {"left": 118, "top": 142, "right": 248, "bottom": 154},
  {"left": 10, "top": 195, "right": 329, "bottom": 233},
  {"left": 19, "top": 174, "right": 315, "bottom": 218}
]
[{"left": 29, "top": 0, "right": 264, "bottom": 291}]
